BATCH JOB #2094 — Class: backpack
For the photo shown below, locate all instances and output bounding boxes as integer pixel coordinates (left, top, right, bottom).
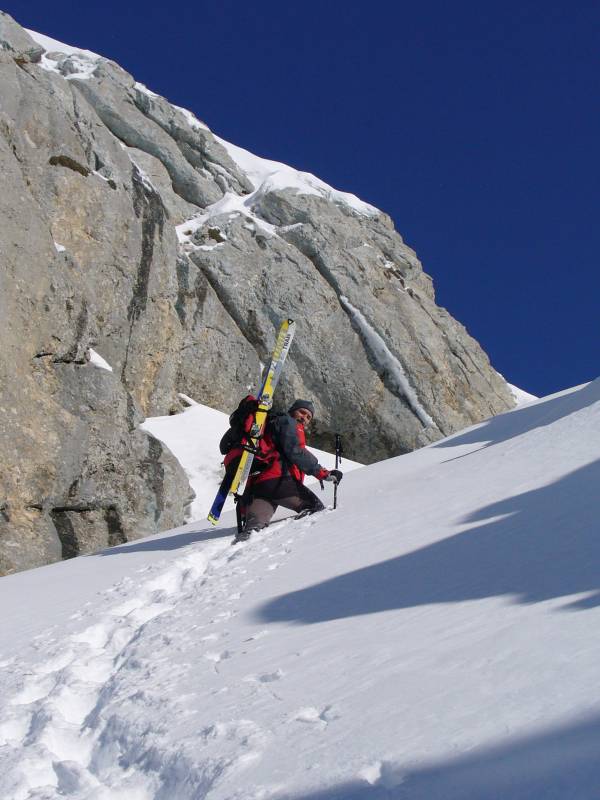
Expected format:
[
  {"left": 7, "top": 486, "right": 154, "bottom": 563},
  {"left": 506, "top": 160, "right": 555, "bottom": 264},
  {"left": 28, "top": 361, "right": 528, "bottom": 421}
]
[
  {"left": 219, "top": 395, "right": 259, "bottom": 455},
  {"left": 220, "top": 397, "right": 283, "bottom": 477}
]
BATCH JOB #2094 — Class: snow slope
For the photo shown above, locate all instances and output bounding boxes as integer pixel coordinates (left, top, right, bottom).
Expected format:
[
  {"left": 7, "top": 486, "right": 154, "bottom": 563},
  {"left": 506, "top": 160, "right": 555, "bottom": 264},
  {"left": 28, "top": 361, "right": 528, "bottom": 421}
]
[
  {"left": 502, "top": 380, "right": 538, "bottom": 406},
  {"left": 1, "top": 379, "right": 599, "bottom": 799}
]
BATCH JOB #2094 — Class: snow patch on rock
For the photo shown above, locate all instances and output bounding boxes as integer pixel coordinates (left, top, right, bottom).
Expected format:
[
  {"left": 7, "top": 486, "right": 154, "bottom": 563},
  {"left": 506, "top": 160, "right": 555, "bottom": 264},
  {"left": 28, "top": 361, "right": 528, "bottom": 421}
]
[
  {"left": 172, "top": 104, "right": 209, "bottom": 132},
  {"left": 176, "top": 191, "right": 279, "bottom": 249},
  {"left": 216, "top": 135, "right": 380, "bottom": 218},
  {"left": 340, "top": 296, "right": 435, "bottom": 428},
  {"left": 27, "top": 29, "right": 101, "bottom": 80},
  {"left": 507, "top": 382, "right": 539, "bottom": 406},
  {"left": 88, "top": 349, "right": 113, "bottom": 372}
]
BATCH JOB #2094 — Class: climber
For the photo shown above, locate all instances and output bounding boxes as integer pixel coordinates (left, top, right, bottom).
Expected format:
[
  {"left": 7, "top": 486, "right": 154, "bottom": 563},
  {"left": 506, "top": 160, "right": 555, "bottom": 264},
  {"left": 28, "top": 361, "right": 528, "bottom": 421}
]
[{"left": 221, "top": 399, "right": 342, "bottom": 540}]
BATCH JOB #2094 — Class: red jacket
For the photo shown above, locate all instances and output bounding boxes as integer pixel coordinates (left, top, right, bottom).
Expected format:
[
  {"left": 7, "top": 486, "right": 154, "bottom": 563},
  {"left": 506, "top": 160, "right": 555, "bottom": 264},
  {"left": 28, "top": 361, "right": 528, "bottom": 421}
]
[{"left": 224, "top": 412, "right": 328, "bottom": 487}]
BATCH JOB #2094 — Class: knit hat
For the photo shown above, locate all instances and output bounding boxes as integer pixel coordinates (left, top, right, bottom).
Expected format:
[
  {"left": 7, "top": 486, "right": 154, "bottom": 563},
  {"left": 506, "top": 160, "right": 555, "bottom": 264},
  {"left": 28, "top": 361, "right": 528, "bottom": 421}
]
[{"left": 288, "top": 399, "right": 315, "bottom": 417}]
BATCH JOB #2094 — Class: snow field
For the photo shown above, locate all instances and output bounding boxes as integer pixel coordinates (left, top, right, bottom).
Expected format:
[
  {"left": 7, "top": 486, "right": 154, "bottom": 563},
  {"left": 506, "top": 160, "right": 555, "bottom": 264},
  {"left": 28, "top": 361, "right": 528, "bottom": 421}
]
[
  {"left": 0, "top": 378, "right": 599, "bottom": 798},
  {"left": 0, "top": 543, "right": 219, "bottom": 798},
  {"left": 0, "top": 515, "right": 337, "bottom": 799}
]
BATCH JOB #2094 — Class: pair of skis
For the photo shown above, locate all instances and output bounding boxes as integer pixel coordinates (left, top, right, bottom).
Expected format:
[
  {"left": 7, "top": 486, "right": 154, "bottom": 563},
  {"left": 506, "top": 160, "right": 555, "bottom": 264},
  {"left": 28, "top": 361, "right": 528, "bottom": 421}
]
[{"left": 207, "top": 318, "right": 296, "bottom": 526}]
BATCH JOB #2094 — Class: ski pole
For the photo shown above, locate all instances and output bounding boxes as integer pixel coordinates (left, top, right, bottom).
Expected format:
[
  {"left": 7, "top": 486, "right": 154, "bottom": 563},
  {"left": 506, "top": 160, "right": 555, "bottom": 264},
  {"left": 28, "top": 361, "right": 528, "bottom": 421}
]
[{"left": 333, "top": 433, "right": 343, "bottom": 510}]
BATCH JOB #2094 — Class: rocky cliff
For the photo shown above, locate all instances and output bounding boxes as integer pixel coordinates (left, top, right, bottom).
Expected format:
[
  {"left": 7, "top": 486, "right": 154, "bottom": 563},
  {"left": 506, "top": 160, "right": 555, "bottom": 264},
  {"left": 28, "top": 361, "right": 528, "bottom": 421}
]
[{"left": 0, "top": 12, "right": 515, "bottom": 574}]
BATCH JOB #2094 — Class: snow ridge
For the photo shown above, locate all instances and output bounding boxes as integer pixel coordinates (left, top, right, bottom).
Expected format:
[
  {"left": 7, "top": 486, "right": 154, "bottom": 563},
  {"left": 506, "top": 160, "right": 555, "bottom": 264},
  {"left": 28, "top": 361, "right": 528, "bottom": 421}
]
[
  {"left": 26, "top": 29, "right": 378, "bottom": 224},
  {"left": 26, "top": 29, "right": 101, "bottom": 81},
  {"left": 507, "top": 382, "right": 538, "bottom": 406},
  {"left": 216, "top": 136, "right": 380, "bottom": 217}
]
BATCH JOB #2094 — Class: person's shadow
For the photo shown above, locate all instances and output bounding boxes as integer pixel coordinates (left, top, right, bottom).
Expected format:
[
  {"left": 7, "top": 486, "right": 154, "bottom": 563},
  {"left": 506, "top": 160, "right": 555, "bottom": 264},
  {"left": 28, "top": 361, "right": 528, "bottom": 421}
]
[
  {"left": 97, "top": 509, "right": 299, "bottom": 558},
  {"left": 99, "top": 522, "right": 236, "bottom": 556}
]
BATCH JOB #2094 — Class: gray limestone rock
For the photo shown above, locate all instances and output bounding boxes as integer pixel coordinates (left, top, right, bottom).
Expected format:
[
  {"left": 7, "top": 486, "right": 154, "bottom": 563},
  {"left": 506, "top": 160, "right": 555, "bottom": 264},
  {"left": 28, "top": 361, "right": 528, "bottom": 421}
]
[
  {"left": 71, "top": 66, "right": 223, "bottom": 209},
  {"left": 131, "top": 86, "right": 254, "bottom": 197},
  {"left": 0, "top": 12, "right": 516, "bottom": 574},
  {"left": 0, "top": 12, "right": 43, "bottom": 62},
  {"left": 0, "top": 15, "right": 192, "bottom": 575}
]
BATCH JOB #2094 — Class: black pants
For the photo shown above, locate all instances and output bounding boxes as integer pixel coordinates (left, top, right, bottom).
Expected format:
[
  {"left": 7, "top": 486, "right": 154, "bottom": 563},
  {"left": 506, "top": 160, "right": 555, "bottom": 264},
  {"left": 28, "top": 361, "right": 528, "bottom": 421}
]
[{"left": 244, "top": 477, "right": 325, "bottom": 532}]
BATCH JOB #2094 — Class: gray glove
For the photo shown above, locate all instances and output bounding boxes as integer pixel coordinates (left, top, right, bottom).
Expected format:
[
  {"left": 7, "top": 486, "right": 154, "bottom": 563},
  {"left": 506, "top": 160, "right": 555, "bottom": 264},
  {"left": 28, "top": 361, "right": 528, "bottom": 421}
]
[{"left": 324, "top": 469, "right": 343, "bottom": 485}]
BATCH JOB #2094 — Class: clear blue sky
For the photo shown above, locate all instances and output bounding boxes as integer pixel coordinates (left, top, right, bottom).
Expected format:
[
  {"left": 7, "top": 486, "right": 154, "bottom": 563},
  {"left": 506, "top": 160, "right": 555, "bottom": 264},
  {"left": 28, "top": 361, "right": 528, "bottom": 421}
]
[{"left": 7, "top": 0, "right": 598, "bottom": 397}]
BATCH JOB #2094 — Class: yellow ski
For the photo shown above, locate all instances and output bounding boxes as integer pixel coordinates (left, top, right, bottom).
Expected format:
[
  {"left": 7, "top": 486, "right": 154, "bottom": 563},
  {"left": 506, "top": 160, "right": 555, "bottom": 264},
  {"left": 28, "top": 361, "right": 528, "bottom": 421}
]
[{"left": 207, "top": 318, "right": 296, "bottom": 524}]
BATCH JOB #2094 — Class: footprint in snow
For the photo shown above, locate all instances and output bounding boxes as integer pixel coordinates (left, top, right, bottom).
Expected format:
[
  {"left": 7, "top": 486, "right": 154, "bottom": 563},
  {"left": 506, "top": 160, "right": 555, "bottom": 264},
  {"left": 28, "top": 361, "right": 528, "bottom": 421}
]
[
  {"left": 358, "top": 760, "right": 405, "bottom": 790},
  {"left": 200, "top": 632, "right": 222, "bottom": 642},
  {"left": 70, "top": 623, "right": 110, "bottom": 650},
  {"left": 49, "top": 680, "right": 101, "bottom": 726},
  {"left": 107, "top": 598, "right": 144, "bottom": 617},
  {"left": 203, "top": 650, "right": 233, "bottom": 664},
  {"left": 294, "top": 705, "right": 336, "bottom": 726},
  {"left": 34, "top": 649, "right": 75, "bottom": 675},
  {"left": 358, "top": 761, "right": 383, "bottom": 785},
  {"left": 244, "top": 669, "right": 284, "bottom": 684},
  {"left": 200, "top": 718, "right": 267, "bottom": 749},
  {"left": 215, "top": 610, "right": 236, "bottom": 621},
  {"left": 10, "top": 672, "right": 57, "bottom": 706},
  {"left": 0, "top": 712, "right": 30, "bottom": 746}
]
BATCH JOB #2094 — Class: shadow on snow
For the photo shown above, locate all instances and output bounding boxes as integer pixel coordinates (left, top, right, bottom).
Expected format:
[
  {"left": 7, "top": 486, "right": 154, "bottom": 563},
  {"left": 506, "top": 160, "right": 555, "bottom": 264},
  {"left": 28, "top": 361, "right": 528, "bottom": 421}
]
[
  {"left": 280, "top": 713, "right": 600, "bottom": 800},
  {"left": 435, "top": 378, "right": 599, "bottom": 452},
  {"left": 98, "top": 523, "right": 236, "bottom": 556},
  {"left": 257, "top": 458, "right": 600, "bottom": 623},
  {"left": 98, "top": 511, "right": 299, "bottom": 557}
]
